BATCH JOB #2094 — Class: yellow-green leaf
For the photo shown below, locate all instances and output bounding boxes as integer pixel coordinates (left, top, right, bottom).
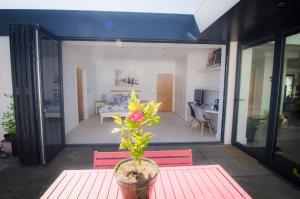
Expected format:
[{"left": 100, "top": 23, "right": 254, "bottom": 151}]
[
  {"left": 112, "top": 114, "right": 122, "bottom": 125},
  {"left": 112, "top": 128, "right": 121, "bottom": 134},
  {"left": 155, "top": 102, "right": 162, "bottom": 112},
  {"left": 128, "top": 103, "right": 138, "bottom": 112}
]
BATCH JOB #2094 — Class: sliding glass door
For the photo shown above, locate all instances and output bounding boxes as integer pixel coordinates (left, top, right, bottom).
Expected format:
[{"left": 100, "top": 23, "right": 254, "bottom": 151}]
[
  {"left": 234, "top": 32, "right": 300, "bottom": 186},
  {"left": 274, "top": 33, "right": 300, "bottom": 185},
  {"left": 235, "top": 41, "right": 275, "bottom": 158}
]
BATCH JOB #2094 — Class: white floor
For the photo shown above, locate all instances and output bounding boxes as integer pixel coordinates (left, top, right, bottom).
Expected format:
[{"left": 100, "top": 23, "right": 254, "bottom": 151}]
[{"left": 66, "top": 112, "right": 218, "bottom": 144}]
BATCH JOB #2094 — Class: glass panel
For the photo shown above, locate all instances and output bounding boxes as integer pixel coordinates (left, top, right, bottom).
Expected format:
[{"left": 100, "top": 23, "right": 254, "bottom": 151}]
[
  {"left": 276, "top": 33, "right": 300, "bottom": 165},
  {"left": 236, "top": 42, "right": 275, "bottom": 152},
  {"left": 40, "top": 33, "right": 64, "bottom": 160}
]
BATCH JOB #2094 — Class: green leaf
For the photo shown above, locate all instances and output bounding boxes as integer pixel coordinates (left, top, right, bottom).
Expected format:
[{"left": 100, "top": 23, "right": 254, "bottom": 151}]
[{"left": 154, "top": 116, "right": 161, "bottom": 123}]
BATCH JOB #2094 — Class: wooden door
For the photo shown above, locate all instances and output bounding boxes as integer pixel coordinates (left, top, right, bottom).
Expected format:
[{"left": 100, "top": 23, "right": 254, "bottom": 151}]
[
  {"left": 157, "top": 73, "right": 173, "bottom": 112},
  {"left": 76, "top": 68, "right": 84, "bottom": 121}
]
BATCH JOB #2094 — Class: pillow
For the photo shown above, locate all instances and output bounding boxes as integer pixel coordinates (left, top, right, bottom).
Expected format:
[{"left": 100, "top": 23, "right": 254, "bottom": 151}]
[{"left": 113, "top": 94, "right": 130, "bottom": 103}]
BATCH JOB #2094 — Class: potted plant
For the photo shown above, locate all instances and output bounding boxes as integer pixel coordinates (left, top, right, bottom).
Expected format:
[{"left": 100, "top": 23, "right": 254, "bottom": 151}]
[
  {"left": 112, "top": 90, "right": 161, "bottom": 199},
  {"left": 1, "top": 94, "right": 17, "bottom": 155},
  {"left": 262, "top": 111, "right": 287, "bottom": 127},
  {"left": 246, "top": 117, "right": 265, "bottom": 142}
]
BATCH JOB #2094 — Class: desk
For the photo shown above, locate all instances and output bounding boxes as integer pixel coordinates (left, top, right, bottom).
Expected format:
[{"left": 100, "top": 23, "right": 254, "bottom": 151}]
[
  {"left": 194, "top": 104, "right": 219, "bottom": 115},
  {"left": 204, "top": 109, "right": 219, "bottom": 114},
  {"left": 41, "top": 165, "right": 251, "bottom": 199}
]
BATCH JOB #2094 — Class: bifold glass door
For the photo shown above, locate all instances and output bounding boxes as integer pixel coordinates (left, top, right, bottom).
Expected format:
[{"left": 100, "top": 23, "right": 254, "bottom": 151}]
[
  {"left": 235, "top": 41, "right": 275, "bottom": 158},
  {"left": 38, "top": 28, "right": 65, "bottom": 163},
  {"left": 9, "top": 24, "right": 64, "bottom": 165}
]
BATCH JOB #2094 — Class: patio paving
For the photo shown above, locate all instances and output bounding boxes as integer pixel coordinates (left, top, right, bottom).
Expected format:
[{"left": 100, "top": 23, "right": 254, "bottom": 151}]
[{"left": 0, "top": 144, "right": 299, "bottom": 199}]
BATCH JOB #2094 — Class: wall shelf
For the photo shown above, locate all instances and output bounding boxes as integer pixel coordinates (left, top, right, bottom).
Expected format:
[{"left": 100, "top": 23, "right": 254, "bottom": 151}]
[
  {"left": 195, "top": 87, "right": 219, "bottom": 91},
  {"left": 198, "top": 66, "right": 221, "bottom": 73}
]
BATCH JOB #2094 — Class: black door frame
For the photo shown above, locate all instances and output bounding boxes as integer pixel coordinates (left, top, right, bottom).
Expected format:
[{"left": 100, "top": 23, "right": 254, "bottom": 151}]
[{"left": 232, "top": 25, "right": 300, "bottom": 186}]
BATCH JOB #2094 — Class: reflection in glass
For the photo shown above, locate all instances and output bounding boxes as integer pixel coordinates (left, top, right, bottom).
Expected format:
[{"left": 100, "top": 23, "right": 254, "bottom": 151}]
[
  {"left": 236, "top": 42, "right": 274, "bottom": 150},
  {"left": 40, "top": 34, "right": 64, "bottom": 159},
  {"left": 277, "top": 33, "right": 300, "bottom": 165}
]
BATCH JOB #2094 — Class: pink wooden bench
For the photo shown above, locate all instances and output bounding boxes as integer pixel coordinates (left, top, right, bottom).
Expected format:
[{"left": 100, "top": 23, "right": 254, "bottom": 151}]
[{"left": 93, "top": 149, "right": 192, "bottom": 169}]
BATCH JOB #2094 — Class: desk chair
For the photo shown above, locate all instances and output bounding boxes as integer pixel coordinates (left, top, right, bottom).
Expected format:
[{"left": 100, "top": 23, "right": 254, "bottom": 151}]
[
  {"left": 188, "top": 102, "right": 201, "bottom": 131},
  {"left": 197, "top": 109, "right": 213, "bottom": 136}
]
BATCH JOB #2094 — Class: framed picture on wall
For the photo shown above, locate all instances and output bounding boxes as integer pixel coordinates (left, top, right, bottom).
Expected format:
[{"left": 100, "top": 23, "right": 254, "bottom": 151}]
[{"left": 207, "top": 48, "right": 221, "bottom": 68}]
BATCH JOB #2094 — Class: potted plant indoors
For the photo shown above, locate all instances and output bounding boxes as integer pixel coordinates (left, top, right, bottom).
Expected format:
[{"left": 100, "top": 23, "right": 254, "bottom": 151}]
[
  {"left": 112, "top": 90, "right": 161, "bottom": 199},
  {"left": 246, "top": 117, "right": 265, "bottom": 142},
  {"left": 1, "top": 94, "right": 17, "bottom": 155}
]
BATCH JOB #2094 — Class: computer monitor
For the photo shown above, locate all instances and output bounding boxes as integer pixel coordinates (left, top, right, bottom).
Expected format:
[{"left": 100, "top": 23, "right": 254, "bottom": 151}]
[{"left": 194, "top": 89, "right": 204, "bottom": 104}]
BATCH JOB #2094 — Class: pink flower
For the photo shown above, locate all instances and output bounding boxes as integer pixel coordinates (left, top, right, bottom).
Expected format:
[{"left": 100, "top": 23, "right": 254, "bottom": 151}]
[{"left": 128, "top": 109, "right": 143, "bottom": 122}]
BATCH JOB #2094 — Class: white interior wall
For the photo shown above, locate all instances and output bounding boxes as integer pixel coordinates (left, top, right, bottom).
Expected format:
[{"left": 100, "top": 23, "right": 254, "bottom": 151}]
[
  {"left": 174, "top": 56, "right": 188, "bottom": 120},
  {"left": 185, "top": 47, "right": 226, "bottom": 140},
  {"left": 260, "top": 52, "right": 274, "bottom": 114},
  {"left": 0, "top": 37, "right": 13, "bottom": 140},
  {"left": 62, "top": 45, "right": 97, "bottom": 134},
  {"left": 96, "top": 60, "right": 175, "bottom": 102},
  {"left": 252, "top": 57, "right": 265, "bottom": 115},
  {"left": 236, "top": 48, "right": 253, "bottom": 144},
  {"left": 173, "top": 46, "right": 226, "bottom": 141},
  {"left": 186, "top": 50, "right": 221, "bottom": 103}
]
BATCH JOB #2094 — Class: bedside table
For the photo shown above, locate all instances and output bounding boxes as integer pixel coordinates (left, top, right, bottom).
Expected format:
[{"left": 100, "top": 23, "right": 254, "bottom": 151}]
[{"left": 95, "top": 101, "right": 106, "bottom": 115}]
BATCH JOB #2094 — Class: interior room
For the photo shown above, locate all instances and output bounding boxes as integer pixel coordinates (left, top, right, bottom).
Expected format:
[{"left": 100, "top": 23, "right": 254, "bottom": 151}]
[{"left": 62, "top": 41, "right": 226, "bottom": 144}]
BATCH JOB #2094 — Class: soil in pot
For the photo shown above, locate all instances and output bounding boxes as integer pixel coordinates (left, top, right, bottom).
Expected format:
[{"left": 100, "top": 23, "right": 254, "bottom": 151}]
[{"left": 115, "top": 158, "right": 158, "bottom": 199}]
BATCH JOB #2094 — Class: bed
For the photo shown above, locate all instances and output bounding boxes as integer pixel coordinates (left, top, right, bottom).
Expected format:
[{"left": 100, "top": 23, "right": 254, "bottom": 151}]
[{"left": 98, "top": 94, "right": 129, "bottom": 124}]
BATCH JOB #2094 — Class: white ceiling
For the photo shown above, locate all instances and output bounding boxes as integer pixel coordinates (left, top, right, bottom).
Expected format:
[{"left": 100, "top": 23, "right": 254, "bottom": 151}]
[
  {"left": 63, "top": 41, "right": 222, "bottom": 61},
  {"left": 0, "top": 0, "right": 204, "bottom": 14}
]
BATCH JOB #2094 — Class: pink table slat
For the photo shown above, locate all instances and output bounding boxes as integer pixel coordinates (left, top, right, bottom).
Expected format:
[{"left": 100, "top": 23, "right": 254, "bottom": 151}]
[{"left": 41, "top": 165, "right": 252, "bottom": 199}]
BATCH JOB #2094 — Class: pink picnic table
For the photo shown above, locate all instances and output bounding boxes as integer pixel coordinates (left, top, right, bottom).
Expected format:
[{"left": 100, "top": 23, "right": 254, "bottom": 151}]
[{"left": 41, "top": 165, "right": 251, "bottom": 199}]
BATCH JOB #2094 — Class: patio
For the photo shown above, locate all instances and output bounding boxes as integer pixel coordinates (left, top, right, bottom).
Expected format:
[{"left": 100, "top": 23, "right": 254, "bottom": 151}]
[{"left": 0, "top": 144, "right": 299, "bottom": 199}]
